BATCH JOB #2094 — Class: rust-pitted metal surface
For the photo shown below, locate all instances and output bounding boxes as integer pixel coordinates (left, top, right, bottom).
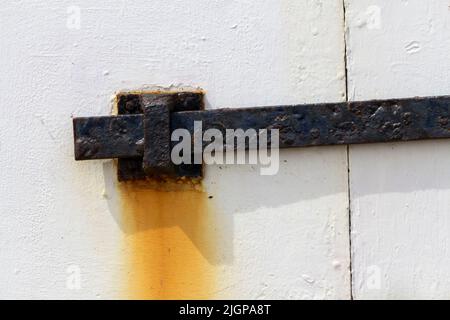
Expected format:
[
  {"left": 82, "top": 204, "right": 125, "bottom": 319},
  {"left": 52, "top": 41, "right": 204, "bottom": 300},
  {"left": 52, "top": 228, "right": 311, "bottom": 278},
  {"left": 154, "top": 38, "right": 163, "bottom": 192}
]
[
  {"left": 120, "top": 92, "right": 203, "bottom": 181},
  {"left": 172, "top": 96, "right": 450, "bottom": 148},
  {"left": 73, "top": 114, "right": 143, "bottom": 160},
  {"left": 73, "top": 95, "right": 450, "bottom": 179},
  {"left": 143, "top": 102, "right": 173, "bottom": 175}
]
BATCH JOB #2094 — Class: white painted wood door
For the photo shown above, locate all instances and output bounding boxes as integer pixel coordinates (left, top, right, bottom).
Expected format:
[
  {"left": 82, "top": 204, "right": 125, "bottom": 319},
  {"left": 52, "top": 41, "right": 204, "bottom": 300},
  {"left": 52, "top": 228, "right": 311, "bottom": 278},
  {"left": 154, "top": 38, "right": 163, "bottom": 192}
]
[
  {"left": 1, "top": 0, "right": 447, "bottom": 299},
  {"left": 0, "top": 1, "right": 350, "bottom": 299},
  {"left": 345, "top": 0, "right": 450, "bottom": 299}
]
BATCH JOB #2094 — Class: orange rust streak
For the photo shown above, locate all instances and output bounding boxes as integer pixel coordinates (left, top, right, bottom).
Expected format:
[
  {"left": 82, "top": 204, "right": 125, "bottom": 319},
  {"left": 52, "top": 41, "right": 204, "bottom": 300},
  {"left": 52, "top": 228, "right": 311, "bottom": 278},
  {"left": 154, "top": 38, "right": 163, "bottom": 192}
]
[{"left": 119, "top": 182, "right": 217, "bottom": 299}]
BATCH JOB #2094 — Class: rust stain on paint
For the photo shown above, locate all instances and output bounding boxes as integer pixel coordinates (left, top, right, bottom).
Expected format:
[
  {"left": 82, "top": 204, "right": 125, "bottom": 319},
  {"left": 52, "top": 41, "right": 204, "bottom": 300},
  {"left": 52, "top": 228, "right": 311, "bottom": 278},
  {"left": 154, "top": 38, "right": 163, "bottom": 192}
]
[{"left": 118, "top": 179, "right": 217, "bottom": 299}]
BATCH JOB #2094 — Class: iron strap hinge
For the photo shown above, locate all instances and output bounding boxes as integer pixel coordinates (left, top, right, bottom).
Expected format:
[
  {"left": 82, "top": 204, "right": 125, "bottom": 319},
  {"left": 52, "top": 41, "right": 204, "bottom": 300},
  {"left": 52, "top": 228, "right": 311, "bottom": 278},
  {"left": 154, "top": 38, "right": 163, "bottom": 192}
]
[{"left": 73, "top": 93, "right": 450, "bottom": 180}]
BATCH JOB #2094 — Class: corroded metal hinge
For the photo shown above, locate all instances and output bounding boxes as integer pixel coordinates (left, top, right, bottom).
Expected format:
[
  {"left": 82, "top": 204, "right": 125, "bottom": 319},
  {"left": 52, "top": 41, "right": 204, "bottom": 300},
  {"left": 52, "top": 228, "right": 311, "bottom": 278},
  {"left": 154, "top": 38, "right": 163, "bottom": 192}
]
[
  {"left": 74, "top": 92, "right": 204, "bottom": 181},
  {"left": 73, "top": 93, "right": 450, "bottom": 181}
]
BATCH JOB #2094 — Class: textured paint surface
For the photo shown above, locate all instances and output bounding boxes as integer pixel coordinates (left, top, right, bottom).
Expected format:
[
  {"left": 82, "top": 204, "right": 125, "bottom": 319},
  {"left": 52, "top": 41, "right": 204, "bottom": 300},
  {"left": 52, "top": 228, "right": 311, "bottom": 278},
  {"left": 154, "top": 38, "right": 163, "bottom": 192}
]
[
  {"left": 2, "top": 0, "right": 449, "bottom": 299},
  {"left": 0, "top": 0, "right": 350, "bottom": 299},
  {"left": 202, "top": 149, "right": 351, "bottom": 299},
  {"left": 345, "top": 0, "right": 450, "bottom": 299}
]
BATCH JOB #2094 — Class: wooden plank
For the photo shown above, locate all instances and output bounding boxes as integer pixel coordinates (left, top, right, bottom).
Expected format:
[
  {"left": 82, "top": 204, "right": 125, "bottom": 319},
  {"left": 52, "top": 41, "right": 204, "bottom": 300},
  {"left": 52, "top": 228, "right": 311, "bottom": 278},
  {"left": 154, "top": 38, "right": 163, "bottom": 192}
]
[{"left": 346, "top": 0, "right": 450, "bottom": 299}]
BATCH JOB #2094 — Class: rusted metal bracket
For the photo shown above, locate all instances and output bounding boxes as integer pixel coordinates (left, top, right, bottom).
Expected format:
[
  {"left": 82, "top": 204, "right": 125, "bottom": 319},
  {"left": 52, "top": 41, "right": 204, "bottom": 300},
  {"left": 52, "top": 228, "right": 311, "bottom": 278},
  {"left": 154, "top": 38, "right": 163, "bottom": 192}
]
[
  {"left": 73, "top": 93, "right": 450, "bottom": 181},
  {"left": 74, "top": 92, "right": 204, "bottom": 181}
]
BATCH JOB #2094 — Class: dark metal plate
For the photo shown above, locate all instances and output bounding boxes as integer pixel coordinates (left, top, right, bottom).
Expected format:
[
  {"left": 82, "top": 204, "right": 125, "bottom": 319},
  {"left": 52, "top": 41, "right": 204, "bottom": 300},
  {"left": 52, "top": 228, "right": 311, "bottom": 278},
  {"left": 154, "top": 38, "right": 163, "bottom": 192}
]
[{"left": 116, "top": 92, "right": 204, "bottom": 181}]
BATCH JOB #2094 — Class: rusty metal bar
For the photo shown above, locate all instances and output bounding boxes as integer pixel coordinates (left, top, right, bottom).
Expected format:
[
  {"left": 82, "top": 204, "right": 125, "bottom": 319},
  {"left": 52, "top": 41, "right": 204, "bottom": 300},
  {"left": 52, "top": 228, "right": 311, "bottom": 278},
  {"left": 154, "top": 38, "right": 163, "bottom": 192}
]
[
  {"left": 73, "top": 114, "right": 143, "bottom": 160},
  {"left": 173, "top": 96, "right": 450, "bottom": 148},
  {"left": 143, "top": 102, "right": 174, "bottom": 175},
  {"left": 74, "top": 95, "right": 450, "bottom": 161}
]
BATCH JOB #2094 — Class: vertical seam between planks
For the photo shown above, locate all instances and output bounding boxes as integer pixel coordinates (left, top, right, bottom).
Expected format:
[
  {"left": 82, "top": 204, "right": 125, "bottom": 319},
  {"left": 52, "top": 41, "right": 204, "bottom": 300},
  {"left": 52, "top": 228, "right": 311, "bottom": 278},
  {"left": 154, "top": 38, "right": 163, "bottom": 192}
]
[{"left": 342, "top": 0, "right": 354, "bottom": 300}]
